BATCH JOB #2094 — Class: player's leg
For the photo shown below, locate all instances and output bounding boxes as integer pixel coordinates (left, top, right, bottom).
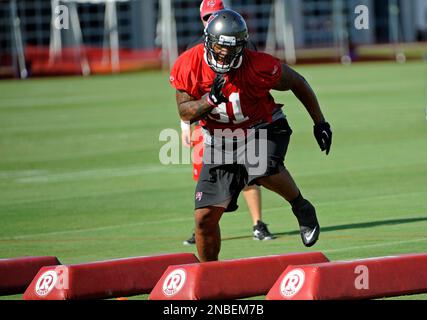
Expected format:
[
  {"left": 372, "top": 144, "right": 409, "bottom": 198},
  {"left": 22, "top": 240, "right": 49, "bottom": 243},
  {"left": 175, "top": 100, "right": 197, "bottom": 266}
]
[
  {"left": 257, "top": 168, "right": 299, "bottom": 202},
  {"left": 242, "top": 185, "right": 261, "bottom": 225},
  {"left": 242, "top": 185, "right": 275, "bottom": 240},
  {"left": 194, "top": 206, "right": 225, "bottom": 262},
  {"left": 258, "top": 168, "right": 320, "bottom": 247},
  {"left": 248, "top": 118, "right": 320, "bottom": 247},
  {"left": 194, "top": 160, "right": 246, "bottom": 261}
]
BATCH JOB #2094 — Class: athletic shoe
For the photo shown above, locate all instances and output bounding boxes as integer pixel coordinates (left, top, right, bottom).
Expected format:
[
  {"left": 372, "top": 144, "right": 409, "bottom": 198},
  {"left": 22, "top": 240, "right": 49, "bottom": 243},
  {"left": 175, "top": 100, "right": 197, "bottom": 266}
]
[
  {"left": 292, "top": 200, "right": 320, "bottom": 247},
  {"left": 299, "top": 224, "right": 319, "bottom": 247},
  {"left": 183, "top": 232, "right": 196, "bottom": 245},
  {"left": 253, "top": 220, "right": 276, "bottom": 241}
]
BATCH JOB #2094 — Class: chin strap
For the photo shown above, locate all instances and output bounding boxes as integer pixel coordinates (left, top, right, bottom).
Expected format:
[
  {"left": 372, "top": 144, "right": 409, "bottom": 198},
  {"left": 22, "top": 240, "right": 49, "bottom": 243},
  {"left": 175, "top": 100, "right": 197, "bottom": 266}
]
[{"left": 232, "top": 55, "right": 243, "bottom": 69}]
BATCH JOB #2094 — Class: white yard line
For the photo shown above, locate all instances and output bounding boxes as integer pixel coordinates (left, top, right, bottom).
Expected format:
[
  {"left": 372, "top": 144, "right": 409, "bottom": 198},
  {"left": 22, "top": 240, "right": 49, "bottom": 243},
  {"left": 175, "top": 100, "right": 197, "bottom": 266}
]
[
  {"left": 7, "top": 161, "right": 425, "bottom": 184},
  {"left": 0, "top": 216, "right": 193, "bottom": 241},
  {"left": 1, "top": 209, "right": 425, "bottom": 242},
  {"left": 1, "top": 188, "right": 423, "bottom": 209},
  {"left": 0, "top": 170, "right": 48, "bottom": 179},
  {"left": 15, "top": 165, "right": 190, "bottom": 183}
]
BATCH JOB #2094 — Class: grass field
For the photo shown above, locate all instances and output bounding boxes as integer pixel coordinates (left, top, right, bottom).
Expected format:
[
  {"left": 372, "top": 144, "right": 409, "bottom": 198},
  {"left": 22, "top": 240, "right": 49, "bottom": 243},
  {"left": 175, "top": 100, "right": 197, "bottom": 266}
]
[{"left": 0, "top": 61, "right": 426, "bottom": 300}]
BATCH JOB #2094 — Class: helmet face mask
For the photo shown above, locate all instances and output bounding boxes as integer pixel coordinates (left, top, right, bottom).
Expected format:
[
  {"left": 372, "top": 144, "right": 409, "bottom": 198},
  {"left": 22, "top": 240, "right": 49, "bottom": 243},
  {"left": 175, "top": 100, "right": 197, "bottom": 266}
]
[
  {"left": 204, "top": 10, "right": 249, "bottom": 74},
  {"left": 205, "top": 36, "right": 245, "bottom": 74}
]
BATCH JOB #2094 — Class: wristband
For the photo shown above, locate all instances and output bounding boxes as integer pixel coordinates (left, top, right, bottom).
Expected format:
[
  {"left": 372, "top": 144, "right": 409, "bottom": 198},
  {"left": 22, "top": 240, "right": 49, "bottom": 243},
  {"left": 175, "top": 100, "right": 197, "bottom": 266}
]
[
  {"left": 206, "top": 95, "right": 217, "bottom": 107},
  {"left": 180, "top": 120, "right": 191, "bottom": 131}
]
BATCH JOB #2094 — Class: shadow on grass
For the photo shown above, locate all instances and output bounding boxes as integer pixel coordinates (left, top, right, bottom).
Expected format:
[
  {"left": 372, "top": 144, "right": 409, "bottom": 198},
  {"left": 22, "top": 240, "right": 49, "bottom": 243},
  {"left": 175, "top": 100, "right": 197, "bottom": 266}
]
[{"left": 222, "top": 216, "right": 427, "bottom": 242}]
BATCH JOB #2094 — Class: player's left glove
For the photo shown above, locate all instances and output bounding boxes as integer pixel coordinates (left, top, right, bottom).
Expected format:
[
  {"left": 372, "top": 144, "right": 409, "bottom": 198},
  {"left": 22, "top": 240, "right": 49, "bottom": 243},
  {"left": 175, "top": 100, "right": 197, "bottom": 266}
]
[
  {"left": 207, "top": 74, "right": 229, "bottom": 106},
  {"left": 313, "top": 122, "right": 332, "bottom": 155}
]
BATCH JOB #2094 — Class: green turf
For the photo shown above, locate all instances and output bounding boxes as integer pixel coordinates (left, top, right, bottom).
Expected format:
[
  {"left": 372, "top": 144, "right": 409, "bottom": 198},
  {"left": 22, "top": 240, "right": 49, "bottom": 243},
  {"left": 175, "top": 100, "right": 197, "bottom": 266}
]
[{"left": 0, "top": 61, "right": 426, "bottom": 300}]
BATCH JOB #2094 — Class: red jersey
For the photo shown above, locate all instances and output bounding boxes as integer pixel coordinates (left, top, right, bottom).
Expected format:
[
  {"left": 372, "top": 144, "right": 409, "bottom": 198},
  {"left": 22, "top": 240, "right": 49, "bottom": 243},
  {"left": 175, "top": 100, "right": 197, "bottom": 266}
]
[{"left": 170, "top": 44, "right": 282, "bottom": 131}]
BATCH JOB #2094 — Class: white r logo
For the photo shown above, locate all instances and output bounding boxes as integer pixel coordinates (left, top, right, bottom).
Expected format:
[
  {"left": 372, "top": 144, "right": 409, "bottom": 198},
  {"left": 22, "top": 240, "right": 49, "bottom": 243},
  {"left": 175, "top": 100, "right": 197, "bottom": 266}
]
[
  {"left": 162, "top": 269, "right": 187, "bottom": 297},
  {"left": 35, "top": 271, "right": 58, "bottom": 297},
  {"left": 280, "top": 269, "right": 305, "bottom": 298},
  {"left": 285, "top": 275, "right": 300, "bottom": 289},
  {"left": 166, "top": 274, "right": 182, "bottom": 289}
]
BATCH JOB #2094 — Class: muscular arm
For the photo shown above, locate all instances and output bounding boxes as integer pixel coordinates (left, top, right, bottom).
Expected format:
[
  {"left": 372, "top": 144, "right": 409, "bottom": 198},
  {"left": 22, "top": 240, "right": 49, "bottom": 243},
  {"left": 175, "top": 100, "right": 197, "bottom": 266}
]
[
  {"left": 274, "top": 64, "right": 325, "bottom": 124},
  {"left": 176, "top": 90, "right": 215, "bottom": 123}
]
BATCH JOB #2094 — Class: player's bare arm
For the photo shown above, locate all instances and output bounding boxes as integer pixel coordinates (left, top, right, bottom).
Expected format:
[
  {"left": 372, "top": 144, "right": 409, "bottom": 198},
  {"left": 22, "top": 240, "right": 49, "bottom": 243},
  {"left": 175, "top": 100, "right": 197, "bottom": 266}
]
[
  {"left": 176, "top": 74, "right": 228, "bottom": 123},
  {"left": 274, "top": 64, "right": 325, "bottom": 125},
  {"left": 274, "top": 64, "right": 332, "bottom": 155},
  {"left": 176, "top": 90, "right": 214, "bottom": 123}
]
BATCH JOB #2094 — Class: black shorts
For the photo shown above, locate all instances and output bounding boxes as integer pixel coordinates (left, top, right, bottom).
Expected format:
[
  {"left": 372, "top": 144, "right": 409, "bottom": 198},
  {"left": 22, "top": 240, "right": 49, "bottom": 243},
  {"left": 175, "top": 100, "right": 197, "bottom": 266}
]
[{"left": 194, "top": 118, "right": 293, "bottom": 212}]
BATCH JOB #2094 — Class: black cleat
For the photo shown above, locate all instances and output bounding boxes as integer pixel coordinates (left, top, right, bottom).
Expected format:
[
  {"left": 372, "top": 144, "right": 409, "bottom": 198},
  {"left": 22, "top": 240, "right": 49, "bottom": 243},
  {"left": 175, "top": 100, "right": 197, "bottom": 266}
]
[
  {"left": 292, "top": 199, "right": 320, "bottom": 247},
  {"left": 183, "top": 232, "right": 196, "bottom": 246},
  {"left": 299, "top": 225, "right": 319, "bottom": 247},
  {"left": 253, "top": 220, "right": 276, "bottom": 241}
]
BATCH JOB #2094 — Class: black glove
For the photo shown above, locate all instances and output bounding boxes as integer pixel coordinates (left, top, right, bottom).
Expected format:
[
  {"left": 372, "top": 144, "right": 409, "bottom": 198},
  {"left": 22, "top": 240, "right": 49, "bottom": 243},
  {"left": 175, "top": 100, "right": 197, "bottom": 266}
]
[
  {"left": 207, "top": 74, "right": 228, "bottom": 106},
  {"left": 313, "top": 122, "right": 332, "bottom": 155}
]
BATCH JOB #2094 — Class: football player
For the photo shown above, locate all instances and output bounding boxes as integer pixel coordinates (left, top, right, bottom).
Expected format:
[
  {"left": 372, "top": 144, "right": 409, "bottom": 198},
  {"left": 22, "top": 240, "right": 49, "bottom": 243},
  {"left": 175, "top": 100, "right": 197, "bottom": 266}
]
[
  {"left": 171, "top": 9, "right": 332, "bottom": 262},
  {"left": 181, "top": 0, "right": 275, "bottom": 245}
]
